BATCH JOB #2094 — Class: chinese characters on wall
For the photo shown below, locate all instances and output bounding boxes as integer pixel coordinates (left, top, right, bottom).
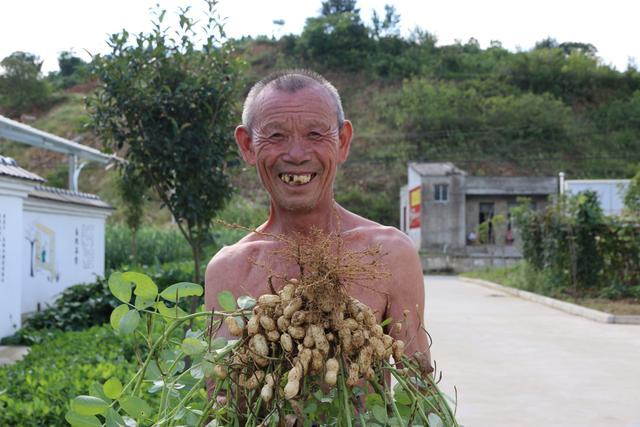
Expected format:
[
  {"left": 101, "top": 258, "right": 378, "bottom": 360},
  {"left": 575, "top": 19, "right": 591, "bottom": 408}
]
[
  {"left": 0, "top": 212, "right": 6, "bottom": 283},
  {"left": 81, "top": 224, "right": 95, "bottom": 269}
]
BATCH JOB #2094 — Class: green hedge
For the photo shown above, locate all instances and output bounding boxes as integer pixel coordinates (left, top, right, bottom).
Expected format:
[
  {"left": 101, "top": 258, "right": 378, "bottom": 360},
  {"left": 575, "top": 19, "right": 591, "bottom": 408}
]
[
  {"left": 0, "top": 326, "right": 136, "bottom": 426},
  {"left": 514, "top": 191, "right": 640, "bottom": 298},
  {"left": 21, "top": 278, "right": 118, "bottom": 333}
]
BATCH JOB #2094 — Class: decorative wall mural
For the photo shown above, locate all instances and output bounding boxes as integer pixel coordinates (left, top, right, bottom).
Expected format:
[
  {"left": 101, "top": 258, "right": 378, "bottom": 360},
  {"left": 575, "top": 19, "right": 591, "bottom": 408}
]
[{"left": 25, "top": 222, "right": 58, "bottom": 282}]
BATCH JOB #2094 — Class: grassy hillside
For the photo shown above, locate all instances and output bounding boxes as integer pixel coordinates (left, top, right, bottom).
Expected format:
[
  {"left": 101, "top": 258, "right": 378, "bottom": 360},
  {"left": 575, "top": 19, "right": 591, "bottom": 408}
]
[{"left": 2, "top": 10, "right": 640, "bottom": 227}]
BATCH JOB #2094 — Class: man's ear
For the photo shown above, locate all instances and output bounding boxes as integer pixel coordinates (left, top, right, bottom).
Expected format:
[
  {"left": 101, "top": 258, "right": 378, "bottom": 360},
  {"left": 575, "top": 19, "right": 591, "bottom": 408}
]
[
  {"left": 337, "top": 120, "right": 353, "bottom": 164},
  {"left": 235, "top": 125, "right": 256, "bottom": 165}
]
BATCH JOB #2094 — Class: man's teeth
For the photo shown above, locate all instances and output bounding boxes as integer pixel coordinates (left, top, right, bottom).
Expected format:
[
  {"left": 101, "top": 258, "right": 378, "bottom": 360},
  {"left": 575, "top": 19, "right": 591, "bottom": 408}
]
[{"left": 280, "top": 173, "right": 313, "bottom": 185}]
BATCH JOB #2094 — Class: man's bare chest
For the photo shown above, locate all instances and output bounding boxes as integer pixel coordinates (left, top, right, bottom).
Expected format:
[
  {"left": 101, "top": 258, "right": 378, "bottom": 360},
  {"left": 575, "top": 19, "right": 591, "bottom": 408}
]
[{"left": 233, "top": 246, "right": 389, "bottom": 322}]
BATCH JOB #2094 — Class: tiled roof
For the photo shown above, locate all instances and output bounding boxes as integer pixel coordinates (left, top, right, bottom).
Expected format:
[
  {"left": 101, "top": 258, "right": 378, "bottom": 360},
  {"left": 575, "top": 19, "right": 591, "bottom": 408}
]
[
  {"left": 29, "top": 185, "right": 113, "bottom": 210},
  {"left": 0, "top": 155, "right": 46, "bottom": 182}
]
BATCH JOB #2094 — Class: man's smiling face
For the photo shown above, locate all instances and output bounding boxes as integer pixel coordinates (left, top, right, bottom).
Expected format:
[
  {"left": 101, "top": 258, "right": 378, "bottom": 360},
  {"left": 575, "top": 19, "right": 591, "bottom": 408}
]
[{"left": 237, "top": 84, "right": 352, "bottom": 212}]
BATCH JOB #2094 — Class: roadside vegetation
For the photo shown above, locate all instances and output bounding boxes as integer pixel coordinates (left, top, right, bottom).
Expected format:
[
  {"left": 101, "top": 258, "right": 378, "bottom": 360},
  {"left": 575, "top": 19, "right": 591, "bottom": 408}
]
[{"left": 465, "top": 185, "right": 640, "bottom": 315}]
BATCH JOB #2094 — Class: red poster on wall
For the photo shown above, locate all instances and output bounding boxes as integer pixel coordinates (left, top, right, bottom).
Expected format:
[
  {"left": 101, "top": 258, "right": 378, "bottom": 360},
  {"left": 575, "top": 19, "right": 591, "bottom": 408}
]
[{"left": 409, "top": 186, "right": 421, "bottom": 229}]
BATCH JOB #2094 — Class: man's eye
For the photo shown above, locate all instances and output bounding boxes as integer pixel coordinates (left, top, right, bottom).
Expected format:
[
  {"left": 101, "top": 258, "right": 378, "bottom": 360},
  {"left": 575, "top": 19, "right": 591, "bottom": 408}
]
[
  {"left": 308, "top": 132, "right": 322, "bottom": 139},
  {"left": 270, "top": 133, "right": 284, "bottom": 140}
]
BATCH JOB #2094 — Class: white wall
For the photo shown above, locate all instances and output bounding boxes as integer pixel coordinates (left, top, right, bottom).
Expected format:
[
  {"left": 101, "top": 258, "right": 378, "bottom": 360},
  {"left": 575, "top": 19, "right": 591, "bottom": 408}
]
[
  {"left": 565, "top": 180, "right": 630, "bottom": 216},
  {"left": 0, "top": 179, "right": 34, "bottom": 337},
  {"left": 22, "top": 201, "right": 107, "bottom": 314}
]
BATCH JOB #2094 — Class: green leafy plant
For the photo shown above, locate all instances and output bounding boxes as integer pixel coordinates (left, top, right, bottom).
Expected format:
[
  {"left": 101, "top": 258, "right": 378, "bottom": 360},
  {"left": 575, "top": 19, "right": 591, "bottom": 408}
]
[{"left": 0, "top": 326, "right": 136, "bottom": 426}]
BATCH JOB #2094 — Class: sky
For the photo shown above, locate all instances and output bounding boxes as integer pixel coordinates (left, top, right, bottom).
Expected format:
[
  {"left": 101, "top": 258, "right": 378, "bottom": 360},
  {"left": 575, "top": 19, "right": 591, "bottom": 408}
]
[{"left": 1, "top": 0, "right": 638, "bottom": 74}]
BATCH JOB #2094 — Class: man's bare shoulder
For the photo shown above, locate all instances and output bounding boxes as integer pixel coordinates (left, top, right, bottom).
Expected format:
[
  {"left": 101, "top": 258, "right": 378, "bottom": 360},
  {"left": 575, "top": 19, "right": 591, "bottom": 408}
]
[
  {"left": 204, "top": 232, "right": 272, "bottom": 308},
  {"left": 341, "top": 211, "right": 421, "bottom": 288},
  {"left": 342, "top": 211, "right": 417, "bottom": 257}
]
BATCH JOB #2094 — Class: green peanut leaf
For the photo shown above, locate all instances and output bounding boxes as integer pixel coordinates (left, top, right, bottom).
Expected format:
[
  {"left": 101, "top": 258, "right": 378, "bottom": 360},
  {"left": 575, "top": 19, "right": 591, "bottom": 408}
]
[
  {"left": 110, "top": 304, "right": 129, "bottom": 331},
  {"left": 65, "top": 410, "right": 102, "bottom": 427},
  {"left": 88, "top": 382, "right": 111, "bottom": 403},
  {"left": 120, "top": 395, "right": 152, "bottom": 419},
  {"left": 70, "top": 395, "right": 109, "bottom": 416},
  {"left": 103, "top": 377, "right": 123, "bottom": 399},
  {"left": 211, "top": 336, "right": 228, "bottom": 350},
  {"left": 182, "top": 337, "right": 206, "bottom": 356},
  {"left": 394, "top": 389, "right": 412, "bottom": 406},
  {"left": 217, "top": 290, "right": 236, "bottom": 311},
  {"left": 396, "top": 403, "right": 412, "bottom": 418},
  {"left": 122, "top": 272, "right": 158, "bottom": 300},
  {"left": 118, "top": 309, "right": 140, "bottom": 335},
  {"left": 134, "top": 295, "right": 156, "bottom": 310},
  {"left": 365, "top": 393, "right": 384, "bottom": 409},
  {"left": 105, "top": 408, "right": 126, "bottom": 427},
  {"left": 160, "top": 282, "right": 203, "bottom": 302},
  {"left": 237, "top": 295, "right": 256, "bottom": 310},
  {"left": 156, "top": 301, "right": 189, "bottom": 319},
  {"left": 108, "top": 272, "right": 131, "bottom": 303},
  {"left": 190, "top": 363, "right": 205, "bottom": 379},
  {"left": 371, "top": 405, "right": 388, "bottom": 424}
]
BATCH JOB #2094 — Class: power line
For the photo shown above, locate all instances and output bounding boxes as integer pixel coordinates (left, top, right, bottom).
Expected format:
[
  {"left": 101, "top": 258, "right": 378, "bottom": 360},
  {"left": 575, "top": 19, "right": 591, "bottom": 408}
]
[{"left": 344, "top": 154, "right": 640, "bottom": 165}]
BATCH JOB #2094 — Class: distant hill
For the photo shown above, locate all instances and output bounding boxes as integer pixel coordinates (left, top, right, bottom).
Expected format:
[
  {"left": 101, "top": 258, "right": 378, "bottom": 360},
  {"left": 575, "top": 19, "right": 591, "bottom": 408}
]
[{"left": 3, "top": 5, "right": 640, "bottom": 226}]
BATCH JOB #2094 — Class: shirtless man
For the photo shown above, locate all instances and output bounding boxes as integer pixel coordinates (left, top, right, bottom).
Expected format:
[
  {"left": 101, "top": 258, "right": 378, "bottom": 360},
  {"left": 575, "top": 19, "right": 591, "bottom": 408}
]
[{"left": 204, "top": 70, "right": 431, "bottom": 371}]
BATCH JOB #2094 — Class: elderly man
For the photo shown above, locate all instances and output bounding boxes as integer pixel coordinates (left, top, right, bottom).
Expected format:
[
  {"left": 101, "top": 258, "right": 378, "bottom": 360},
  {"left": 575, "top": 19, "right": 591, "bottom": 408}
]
[{"left": 204, "top": 70, "right": 431, "bottom": 371}]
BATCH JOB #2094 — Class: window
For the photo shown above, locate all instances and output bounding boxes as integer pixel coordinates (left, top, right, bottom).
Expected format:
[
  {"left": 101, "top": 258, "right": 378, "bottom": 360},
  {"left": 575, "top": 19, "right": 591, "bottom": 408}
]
[{"left": 434, "top": 184, "right": 448, "bottom": 202}]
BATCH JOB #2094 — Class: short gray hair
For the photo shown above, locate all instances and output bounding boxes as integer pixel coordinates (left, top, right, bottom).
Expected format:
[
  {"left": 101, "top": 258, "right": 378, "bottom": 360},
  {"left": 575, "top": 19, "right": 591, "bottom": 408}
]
[{"left": 242, "top": 69, "right": 345, "bottom": 132}]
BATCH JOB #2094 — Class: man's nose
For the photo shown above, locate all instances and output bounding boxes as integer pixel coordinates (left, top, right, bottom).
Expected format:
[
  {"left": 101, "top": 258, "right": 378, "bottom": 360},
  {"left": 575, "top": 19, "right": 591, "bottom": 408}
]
[{"left": 283, "top": 137, "right": 310, "bottom": 164}]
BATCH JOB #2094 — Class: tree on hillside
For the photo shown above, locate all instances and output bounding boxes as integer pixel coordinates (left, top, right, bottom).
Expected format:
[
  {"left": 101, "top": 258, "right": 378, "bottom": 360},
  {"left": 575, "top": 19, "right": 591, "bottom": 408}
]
[
  {"left": 88, "top": 1, "right": 242, "bottom": 290},
  {"left": 299, "top": 0, "right": 372, "bottom": 70},
  {"left": 58, "top": 51, "right": 86, "bottom": 77},
  {"left": 321, "top": 0, "right": 359, "bottom": 16},
  {"left": 371, "top": 4, "right": 401, "bottom": 39},
  {"left": 0, "top": 51, "right": 52, "bottom": 117},
  {"left": 54, "top": 51, "right": 89, "bottom": 89}
]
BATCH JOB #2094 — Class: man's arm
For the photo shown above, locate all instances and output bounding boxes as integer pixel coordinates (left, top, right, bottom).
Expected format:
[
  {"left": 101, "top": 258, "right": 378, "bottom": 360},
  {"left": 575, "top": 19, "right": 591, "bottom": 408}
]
[
  {"left": 383, "top": 231, "right": 433, "bottom": 373},
  {"left": 204, "top": 248, "right": 227, "bottom": 313},
  {"left": 204, "top": 246, "right": 238, "bottom": 399}
]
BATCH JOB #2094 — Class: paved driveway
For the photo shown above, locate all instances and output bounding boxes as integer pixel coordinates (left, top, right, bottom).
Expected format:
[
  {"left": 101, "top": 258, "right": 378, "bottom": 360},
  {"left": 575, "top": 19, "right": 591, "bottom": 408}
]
[{"left": 424, "top": 275, "right": 640, "bottom": 427}]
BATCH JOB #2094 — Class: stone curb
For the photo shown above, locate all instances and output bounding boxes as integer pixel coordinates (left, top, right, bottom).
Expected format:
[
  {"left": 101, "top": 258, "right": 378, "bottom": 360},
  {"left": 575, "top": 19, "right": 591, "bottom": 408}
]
[{"left": 459, "top": 277, "right": 640, "bottom": 325}]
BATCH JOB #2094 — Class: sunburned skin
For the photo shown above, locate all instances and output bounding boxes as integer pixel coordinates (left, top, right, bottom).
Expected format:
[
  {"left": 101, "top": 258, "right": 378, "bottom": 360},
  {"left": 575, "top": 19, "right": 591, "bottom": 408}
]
[{"left": 205, "top": 80, "right": 432, "bottom": 392}]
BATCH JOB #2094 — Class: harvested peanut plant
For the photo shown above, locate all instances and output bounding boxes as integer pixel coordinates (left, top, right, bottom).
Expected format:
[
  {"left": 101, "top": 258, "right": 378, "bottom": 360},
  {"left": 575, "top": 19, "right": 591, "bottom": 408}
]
[{"left": 66, "top": 229, "right": 457, "bottom": 426}]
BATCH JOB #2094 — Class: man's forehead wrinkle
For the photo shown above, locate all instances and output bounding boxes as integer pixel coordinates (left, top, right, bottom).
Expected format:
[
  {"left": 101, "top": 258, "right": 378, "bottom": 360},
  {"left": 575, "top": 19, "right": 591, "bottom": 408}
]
[{"left": 254, "top": 107, "right": 335, "bottom": 130}]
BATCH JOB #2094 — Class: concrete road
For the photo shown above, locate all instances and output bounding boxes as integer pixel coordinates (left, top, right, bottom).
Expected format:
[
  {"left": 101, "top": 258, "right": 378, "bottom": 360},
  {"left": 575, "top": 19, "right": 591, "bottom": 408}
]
[
  {"left": 0, "top": 345, "right": 29, "bottom": 366},
  {"left": 424, "top": 275, "right": 640, "bottom": 427}
]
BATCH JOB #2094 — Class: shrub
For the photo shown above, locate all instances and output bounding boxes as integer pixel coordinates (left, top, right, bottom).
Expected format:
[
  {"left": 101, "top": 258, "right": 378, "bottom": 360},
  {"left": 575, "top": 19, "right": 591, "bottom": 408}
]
[
  {"left": 0, "top": 326, "right": 136, "bottom": 426},
  {"left": 0, "top": 51, "right": 54, "bottom": 117},
  {"left": 514, "top": 192, "right": 640, "bottom": 298},
  {"left": 20, "top": 279, "right": 119, "bottom": 333}
]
